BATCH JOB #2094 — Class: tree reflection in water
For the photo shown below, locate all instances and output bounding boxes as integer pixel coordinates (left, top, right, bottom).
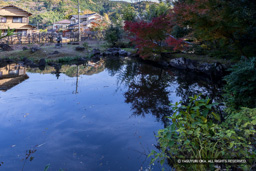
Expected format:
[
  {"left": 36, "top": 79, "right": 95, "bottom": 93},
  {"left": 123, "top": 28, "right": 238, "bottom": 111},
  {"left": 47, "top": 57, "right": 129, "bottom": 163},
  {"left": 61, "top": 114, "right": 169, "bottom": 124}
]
[
  {"left": 173, "top": 69, "right": 223, "bottom": 104},
  {"left": 105, "top": 58, "right": 223, "bottom": 126},
  {"left": 106, "top": 59, "right": 175, "bottom": 127},
  {"left": 104, "top": 57, "right": 124, "bottom": 77}
]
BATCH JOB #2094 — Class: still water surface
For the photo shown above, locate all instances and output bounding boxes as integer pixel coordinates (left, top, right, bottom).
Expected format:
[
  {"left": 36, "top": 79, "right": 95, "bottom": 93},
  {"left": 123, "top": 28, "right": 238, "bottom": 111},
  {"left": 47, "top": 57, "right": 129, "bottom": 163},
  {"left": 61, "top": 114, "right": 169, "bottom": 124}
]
[{"left": 0, "top": 59, "right": 222, "bottom": 170}]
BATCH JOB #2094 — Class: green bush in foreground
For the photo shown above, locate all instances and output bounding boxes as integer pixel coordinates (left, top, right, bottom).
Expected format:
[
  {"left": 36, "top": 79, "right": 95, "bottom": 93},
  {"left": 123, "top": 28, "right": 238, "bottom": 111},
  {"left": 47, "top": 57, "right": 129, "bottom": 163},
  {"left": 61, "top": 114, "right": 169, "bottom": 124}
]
[{"left": 149, "top": 95, "right": 256, "bottom": 171}]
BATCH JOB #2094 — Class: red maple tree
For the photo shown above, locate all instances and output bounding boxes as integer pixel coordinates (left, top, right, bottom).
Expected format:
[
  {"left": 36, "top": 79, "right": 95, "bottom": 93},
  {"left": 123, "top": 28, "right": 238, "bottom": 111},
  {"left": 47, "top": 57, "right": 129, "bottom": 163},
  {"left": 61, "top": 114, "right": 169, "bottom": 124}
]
[
  {"left": 165, "top": 36, "right": 184, "bottom": 51},
  {"left": 125, "top": 15, "right": 177, "bottom": 59},
  {"left": 124, "top": 13, "right": 187, "bottom": 60}
]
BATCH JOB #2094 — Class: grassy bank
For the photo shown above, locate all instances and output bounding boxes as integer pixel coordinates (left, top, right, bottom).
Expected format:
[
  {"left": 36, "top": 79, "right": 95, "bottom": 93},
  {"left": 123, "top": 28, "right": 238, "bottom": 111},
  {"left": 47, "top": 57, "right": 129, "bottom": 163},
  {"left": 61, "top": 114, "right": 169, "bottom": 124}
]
[{"left": 0, "top": 40, "right": 107, "bottom": 61}]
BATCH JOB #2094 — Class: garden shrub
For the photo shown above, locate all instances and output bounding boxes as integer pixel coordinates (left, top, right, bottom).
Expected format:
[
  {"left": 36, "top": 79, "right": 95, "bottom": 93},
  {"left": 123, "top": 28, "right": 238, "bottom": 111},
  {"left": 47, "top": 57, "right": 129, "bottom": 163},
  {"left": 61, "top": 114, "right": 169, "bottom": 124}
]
[
  {"left": 171, "top": 25, "right": 190, "bottom": 39},
  {"left": 82, "top": 42, "right": 89, "bottom": 52},
  {"left": 104, "top": 25, "right": 122, "bottom": 47},
  {"left": 191, "top": 44, "right": 207, "bottom": 55},
  {"left": 149, "top": 95, "right": 256, "bottom": 170}
]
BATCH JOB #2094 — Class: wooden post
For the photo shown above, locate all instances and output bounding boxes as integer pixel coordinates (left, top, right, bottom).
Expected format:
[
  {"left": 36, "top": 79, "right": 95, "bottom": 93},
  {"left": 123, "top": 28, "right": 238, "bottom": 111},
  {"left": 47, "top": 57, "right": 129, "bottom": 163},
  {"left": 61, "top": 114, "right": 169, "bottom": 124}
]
[
  {"left": 28, "top": 34, "right": 31, "bottom": 44},
  {"left": 78, "top": 0, "right": 81, "bottom": 42}
]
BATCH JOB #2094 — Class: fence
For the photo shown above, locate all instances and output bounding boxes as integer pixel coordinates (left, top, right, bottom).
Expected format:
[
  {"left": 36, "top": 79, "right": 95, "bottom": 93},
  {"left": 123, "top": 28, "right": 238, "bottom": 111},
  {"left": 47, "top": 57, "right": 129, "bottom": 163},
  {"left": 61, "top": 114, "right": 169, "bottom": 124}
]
[
  {"left": 0, "top": 32, "right": 59, "bottom": 45},
  {"left": 0, "top": 31, "right": 105, "bottom": 45},
  {"left": 69, "top": 31, "right": 105, "bottom": 42}
]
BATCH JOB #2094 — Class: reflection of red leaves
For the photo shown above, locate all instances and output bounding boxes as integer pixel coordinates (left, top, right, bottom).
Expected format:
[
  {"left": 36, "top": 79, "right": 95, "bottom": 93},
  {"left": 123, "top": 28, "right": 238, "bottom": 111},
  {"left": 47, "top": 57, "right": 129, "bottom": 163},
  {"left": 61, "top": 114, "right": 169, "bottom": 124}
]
[{"left": 167, "top": 70, "right": 175, "bottom": 76}]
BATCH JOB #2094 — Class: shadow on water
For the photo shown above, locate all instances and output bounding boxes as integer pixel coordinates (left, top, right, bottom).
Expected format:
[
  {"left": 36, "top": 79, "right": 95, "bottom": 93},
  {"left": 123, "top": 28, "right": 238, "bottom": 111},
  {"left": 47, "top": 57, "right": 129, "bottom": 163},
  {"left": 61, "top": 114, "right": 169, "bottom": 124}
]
[{"left": 0, "top": 57, "right": 223, "bottom": 170}]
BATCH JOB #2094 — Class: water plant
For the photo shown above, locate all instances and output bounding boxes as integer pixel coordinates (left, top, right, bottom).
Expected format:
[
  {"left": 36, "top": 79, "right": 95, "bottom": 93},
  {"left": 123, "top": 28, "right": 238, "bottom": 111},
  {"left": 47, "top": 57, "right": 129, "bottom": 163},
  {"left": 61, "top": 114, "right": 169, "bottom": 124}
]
[{"left": 44, "top": 164, "right": 64, "bottom": 171}]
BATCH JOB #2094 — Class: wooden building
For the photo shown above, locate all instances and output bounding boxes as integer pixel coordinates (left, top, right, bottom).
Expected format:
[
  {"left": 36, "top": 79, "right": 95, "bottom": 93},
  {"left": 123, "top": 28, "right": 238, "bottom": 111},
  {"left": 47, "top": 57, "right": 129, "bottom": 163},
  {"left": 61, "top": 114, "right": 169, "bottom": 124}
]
[
  {"left": 53, "top": 19, "right": 71, "bottom": 30},
  {"left": 68, "top": 13, "right": 103, "bottom": 31},
  {"left": 0, "top": 5, "right": 35, "bottom": 36}
]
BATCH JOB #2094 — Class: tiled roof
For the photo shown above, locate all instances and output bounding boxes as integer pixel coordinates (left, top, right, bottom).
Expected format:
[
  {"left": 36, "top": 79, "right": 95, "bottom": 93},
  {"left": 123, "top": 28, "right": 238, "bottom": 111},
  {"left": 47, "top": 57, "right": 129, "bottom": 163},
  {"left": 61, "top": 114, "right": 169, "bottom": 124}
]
[
  {"left": 70, "top": 13, "right": 100, "bottom": 19},
  {"left": 55, "top": 19, "right": 71, "bottom": 24},
  {"left": 0, "top": 4, "right": 32, "bottom": 16}
]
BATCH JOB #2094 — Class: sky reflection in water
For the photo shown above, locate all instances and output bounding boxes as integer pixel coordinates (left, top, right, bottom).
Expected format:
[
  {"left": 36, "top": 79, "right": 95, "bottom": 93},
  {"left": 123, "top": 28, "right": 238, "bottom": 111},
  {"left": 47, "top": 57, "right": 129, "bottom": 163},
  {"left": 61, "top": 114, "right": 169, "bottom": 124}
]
[{"left": 0, "top": 59, "right": 222, "bottom": 171}]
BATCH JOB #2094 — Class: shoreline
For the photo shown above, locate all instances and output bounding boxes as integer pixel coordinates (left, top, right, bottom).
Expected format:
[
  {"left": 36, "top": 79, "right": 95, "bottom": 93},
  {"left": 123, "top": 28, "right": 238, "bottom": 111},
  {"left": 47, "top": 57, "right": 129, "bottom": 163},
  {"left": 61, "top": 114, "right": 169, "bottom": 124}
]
[{"left": 0, "top": 44, "right": 232, "bottom": 79}]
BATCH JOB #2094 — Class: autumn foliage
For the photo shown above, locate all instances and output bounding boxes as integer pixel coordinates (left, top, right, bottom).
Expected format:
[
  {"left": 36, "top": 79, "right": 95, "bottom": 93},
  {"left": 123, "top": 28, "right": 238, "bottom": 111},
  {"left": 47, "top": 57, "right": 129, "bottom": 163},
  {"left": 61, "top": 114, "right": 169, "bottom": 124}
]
[
  {"left": 125, "top": 15, "right": 184, "bottom": 59},
  {"left": 124, "top": 0, "right": 256, "bottom": 58},
  {"left": 165, "top": 36, "right": 184, "bottom": 51},
  {"left": 173, "top": 0, "right": 256, "bottom": 56},
  {"left": 173, "top": 0, "right": 224, "bottom": 41}
]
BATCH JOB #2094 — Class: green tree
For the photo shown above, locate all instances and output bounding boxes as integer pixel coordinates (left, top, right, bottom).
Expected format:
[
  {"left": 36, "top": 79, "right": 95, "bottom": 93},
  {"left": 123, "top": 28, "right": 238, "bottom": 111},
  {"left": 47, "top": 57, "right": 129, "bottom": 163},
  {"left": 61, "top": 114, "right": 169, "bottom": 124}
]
[
  {"left": 144, "top": 3, "right": 169, "bottom": 21},
  {"left": 0, "top": 27, "right": 14, "bottom": 39},
  {"left": 104, "top": 25, "right": 122, "bottom": 47},
  {"left": 122, "top": 5, "right": 136, "bottom": 22}
]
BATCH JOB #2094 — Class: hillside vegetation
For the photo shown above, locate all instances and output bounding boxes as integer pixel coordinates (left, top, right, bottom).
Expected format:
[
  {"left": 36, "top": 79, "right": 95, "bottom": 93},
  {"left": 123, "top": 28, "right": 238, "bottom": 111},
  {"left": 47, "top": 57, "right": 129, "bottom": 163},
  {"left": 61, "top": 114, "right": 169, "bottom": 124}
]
[{"left": 0, "top": 0, "right": 154, "bottom": 28}]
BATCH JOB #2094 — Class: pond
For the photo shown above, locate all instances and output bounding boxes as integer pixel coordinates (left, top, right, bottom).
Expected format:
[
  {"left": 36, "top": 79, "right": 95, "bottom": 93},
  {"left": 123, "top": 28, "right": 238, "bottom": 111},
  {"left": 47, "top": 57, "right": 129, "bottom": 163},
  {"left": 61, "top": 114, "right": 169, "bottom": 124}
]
[{"left": 0, "top": 58, "right": 223, "bottom": 171}]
